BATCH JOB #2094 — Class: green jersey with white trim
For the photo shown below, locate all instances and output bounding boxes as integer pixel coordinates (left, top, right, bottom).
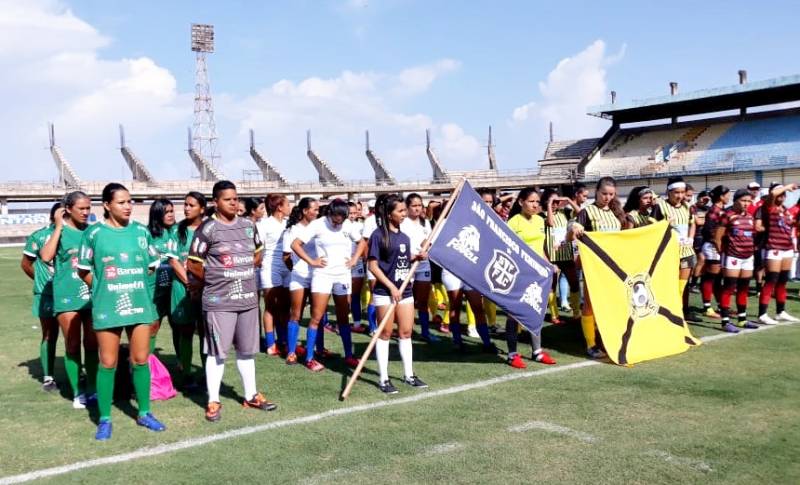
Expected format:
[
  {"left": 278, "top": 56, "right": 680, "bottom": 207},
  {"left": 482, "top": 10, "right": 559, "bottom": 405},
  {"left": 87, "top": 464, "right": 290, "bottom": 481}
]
[
  {"left": 167, "top": 227, "right": 199, "bottom": 325},
  {"left": 78, "top": 222, "right": 158, "bottom": 329},
  {"left": 23, "top": 225, "right": 55, "bottom": 295},
  {"left": 53, "top": 224, "right": 91, "bottom": 313},
  {"left": 149, "top": 225, "right": 175, "bottom": 300}
]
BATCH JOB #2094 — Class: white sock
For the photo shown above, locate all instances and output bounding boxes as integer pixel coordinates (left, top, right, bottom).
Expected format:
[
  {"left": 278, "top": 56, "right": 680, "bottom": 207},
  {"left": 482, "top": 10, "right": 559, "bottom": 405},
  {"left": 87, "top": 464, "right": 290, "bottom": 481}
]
[
  {"left": 205, "top": 356, "right": 225, "bottom": 403},
  {"left": 236, "top": 355, "right": 257, "bottom": 401},
  {"left": 398, "top": 338, "right": 414, "bottom": 378},
  {"left": 376, "top": 338, "right": 390, "bottom": 383}
]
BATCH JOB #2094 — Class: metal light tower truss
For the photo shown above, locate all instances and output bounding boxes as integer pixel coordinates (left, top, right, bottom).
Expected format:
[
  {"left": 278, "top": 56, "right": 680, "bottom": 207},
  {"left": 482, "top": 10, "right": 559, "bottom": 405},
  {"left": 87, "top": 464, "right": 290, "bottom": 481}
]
[
  {"left": 190, "top": 23, "right": 220, "bottom": 181},
  {"left": 487, "top": 125, "right": 498, "bottom": 171},
  {"left": 187, "top": 127, "right": 224, "bottom": 181},
  {"left": 119, "top": 125, "right": 155, "bottom": 183},
  {"left": 364, "top": 130, "right": 396, "bottom": 185},
  {"left": 48, "top": 123, "right": 82, "bottom": 188},
  {"left": 425, "top": 129, "right": 449, "bottom": 183},
  {"left": 248, "top": 129, "right": 288, "bottom": 185},
  {"left": 306, "top": 130, "right": 343, "bottom": 186}
]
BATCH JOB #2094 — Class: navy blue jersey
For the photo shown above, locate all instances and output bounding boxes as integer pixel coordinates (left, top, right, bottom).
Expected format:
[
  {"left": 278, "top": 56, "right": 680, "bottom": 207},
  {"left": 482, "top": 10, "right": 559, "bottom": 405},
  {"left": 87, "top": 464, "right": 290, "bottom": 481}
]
[{"left": 368, "top": 228, "right": 413, "bottom": 299}]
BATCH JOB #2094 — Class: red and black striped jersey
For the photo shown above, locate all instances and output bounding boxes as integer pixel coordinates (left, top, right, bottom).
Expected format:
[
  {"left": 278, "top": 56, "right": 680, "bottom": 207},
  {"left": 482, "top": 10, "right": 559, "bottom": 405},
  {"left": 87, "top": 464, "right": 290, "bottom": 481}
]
[
  {"left": 755, "top": 205, "right": 795, "bottom": 251},
  {"left": 719, "top": 209, "right": 755, "bottom": 259}
]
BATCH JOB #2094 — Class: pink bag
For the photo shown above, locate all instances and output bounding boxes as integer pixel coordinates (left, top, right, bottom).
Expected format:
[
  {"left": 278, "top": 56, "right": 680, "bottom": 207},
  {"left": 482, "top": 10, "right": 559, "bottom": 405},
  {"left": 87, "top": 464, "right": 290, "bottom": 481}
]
[{"left": 148, "top": 354, "right": 177, "bottom": 401}]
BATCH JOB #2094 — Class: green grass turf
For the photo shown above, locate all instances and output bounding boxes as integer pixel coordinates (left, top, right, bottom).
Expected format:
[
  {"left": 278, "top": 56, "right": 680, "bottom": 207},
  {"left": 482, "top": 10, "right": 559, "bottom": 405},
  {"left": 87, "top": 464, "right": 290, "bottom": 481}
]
[{"left": 0, "top": 247, "right": 798, "bottom": 484}]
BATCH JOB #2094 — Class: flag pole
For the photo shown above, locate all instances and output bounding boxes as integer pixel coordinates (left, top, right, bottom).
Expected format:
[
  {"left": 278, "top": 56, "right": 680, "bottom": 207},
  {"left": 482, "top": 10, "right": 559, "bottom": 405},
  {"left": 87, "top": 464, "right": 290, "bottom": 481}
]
[{"left": 340, "top": 178, "right": 467, "bottom": 400}]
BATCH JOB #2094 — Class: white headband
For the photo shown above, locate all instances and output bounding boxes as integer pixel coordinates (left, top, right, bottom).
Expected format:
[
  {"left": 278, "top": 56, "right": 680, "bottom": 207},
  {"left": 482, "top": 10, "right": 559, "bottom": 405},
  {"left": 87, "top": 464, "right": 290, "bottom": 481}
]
[{"left": 667, "top": 182, "right": 686, "bottom": 191}]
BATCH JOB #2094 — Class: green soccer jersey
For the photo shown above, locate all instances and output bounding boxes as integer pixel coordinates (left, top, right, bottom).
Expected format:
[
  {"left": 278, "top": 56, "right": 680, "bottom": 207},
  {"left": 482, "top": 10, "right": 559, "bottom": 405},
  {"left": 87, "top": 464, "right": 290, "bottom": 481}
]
[
  {"left": 53, "top": 224, "right": 91, "bottom": 313},
  {"left": 150, "top": 226, "right": 175, "bottom": 300},
  {"left": 78, "top": 222, "right": 159, "bottom": 329},
  {"left": 23, "top": 225, "right": 55, "bottom": 295},
  {"left": 167, "top": 227, "right": 199, "bottom": 325}
]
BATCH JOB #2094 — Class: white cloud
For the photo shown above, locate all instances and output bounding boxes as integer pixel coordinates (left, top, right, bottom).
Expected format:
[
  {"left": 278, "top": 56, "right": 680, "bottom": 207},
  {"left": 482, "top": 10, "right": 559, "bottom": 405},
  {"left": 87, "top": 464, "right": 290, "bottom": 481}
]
[{"left": 393, "top": 59, "right": 461, "bottom": 96}]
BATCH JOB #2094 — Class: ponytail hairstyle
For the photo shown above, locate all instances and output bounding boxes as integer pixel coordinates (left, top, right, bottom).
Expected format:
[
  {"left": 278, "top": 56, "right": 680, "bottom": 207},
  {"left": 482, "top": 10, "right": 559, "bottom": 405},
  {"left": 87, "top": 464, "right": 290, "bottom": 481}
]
[
  {"left": 508, "top": 186, "right": 540, "bottom": 219},
  {"left": 286, "top": 197, "right": 316, "bottom": 230},
  {"left": 595, "top": 176, "right": 627, "bottom": 226},
  {"left": 326, "top": 198, "right": 349, "bottom": 222},
  {"left": 265, "top": 194, "right": 287, "bottom": 217},
  {"left": 243, "top": 197, "right": 263, "bottom": 218},
  {"left": 178, "top": 191, "right": 207, "bottom": 245},
  {"left": 405, "top": 192, "right": 426, "bottom": 222},
  {"left": 101, "top": 183, "right": 127, "bottom": 219},
  {"left": 148, "top": 198, "right": 173, "bottom": 239},
  {"left": 48, "top": 201, "right": 62, "bottom": 223},
  {"left": 376, "top": 194, "right": 404, "bottom": 252},
  {"left": 710, "top": 185, "right": 730, "bottom": 204}
]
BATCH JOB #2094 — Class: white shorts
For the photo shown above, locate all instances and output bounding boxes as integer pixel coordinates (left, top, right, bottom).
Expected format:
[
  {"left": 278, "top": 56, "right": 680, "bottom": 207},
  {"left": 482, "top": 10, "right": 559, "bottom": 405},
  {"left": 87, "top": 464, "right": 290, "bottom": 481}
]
[
  {"left": 701, "top": 242, "right": 721, "bottom": 261},
  {"left": 414, "top": 260, "right": 432, "bottom": 283},
  {"left": 373, "top": 294, "right": 414, "bottom": 307},
  {"left": 258, "top": 266, "right": 290, "bottom": 290},
  {"left": 289, "top": 271, "right": 311, "bottom": 292},
  {"left": 311, "top": 272, "right": 351, "bottom": 296},
  {"left": 442, "top": 269, "right": 472, "bottom": 292},
  {"left": 764, "top": 248, "right": 794, "bottom": 261},
  {"left": 351, "top": 260, "right": 365, "bottom": 278},
  {"left": 722, "top": 254, "right": 754, "bottom": 271}
]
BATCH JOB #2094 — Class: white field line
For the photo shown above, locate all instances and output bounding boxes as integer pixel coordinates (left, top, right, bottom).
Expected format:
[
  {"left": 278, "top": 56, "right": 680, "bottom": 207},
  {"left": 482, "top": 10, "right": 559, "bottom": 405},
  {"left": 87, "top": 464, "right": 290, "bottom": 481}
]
[
  {"left": 509, "top": 421, "right": 598, "bottom": 443},
  {"left": 0, "top": 322, "right": 792, "bottom": 484},
  {"left": 426, "top": 442, "right": 465, "bottom": 454},
  {"left": 644, "top": 449, "right": 714, "bottom": 473}
]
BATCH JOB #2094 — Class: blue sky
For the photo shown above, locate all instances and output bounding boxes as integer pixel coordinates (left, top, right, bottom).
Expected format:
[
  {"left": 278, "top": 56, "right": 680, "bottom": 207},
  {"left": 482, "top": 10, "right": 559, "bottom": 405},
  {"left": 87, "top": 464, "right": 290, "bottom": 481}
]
[{"left": 2, "top": 0, "right": 799, "bottom": 183}]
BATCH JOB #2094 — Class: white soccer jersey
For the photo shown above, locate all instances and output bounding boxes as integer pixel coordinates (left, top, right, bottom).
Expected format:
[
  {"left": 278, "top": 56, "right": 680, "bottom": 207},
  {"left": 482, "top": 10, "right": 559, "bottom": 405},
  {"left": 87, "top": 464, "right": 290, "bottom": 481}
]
[{"left": 299, "top": 217, "right": 361, "bottom": 277}]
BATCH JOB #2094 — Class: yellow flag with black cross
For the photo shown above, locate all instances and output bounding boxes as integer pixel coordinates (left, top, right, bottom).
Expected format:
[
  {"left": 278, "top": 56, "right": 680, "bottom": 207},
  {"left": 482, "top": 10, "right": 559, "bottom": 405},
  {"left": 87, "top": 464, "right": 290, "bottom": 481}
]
[{"left": 578, "top": 221, "right": 701, "bottom": 365}]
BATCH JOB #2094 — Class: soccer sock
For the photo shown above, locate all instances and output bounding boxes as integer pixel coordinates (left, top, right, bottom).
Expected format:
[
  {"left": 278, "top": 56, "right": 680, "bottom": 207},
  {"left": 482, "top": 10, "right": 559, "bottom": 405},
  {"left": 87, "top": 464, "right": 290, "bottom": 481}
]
[
  {"left": 720, "top": 277, "right": 736, "bottom": 320},
  {"left": 531, "top": 332, "right": 543, "bottom": 354},
  {"left": 39, "top": 341, "right": 50, "bottom": 378},
  {"left": 276, "top": 322, "right": 287, "bottom": 346},
  {"left": 736, "top": 278, "right": 750, "bottom": 320},
  {"left": 375, "top": 338, "right": 390, "bottom": 382},
  {"left": 558, "top": 273, "right": 570, "bottom": 308},
  {"left": 484, "top": 299, "right": 497, "bottom": 326},
  {"left": 339, "top": 323, "right": 353, "bottom": 358},
  {"left": 321, "top": 312, "right": 329, "bottom": 327},
  {"left": 776, "top": 270, "right": 789, "bottom": 314},
  {"left": 759, "top": 272, "right": 778, "bottom": 315},
  {"left": 316, "top": 326, "right": 325, "bottom": 353},
  {"left": 361, "top": 285, "right": 370, "bottom": 312},
  {"left": 398, "top": 338, "right": 414, "bottom": 378},
  {"left": 305, "top": 326, "right": 318, "bottom": 362},
  {"left": 679, "top": 278, "right": 689, "bottom": 312},
  {"left": 367, "top": 305, "right": 377, "bottom": 333},
  {"left": 236, "top": 356, "right": 257, "bottom": 401},
  {"left": 701, "top": 273, "right": 714, "bottom": 307},
  {"left": 205, "top": 356, "right": 225, "bottom": 403},
  {"left": 427, "top": 292, "right": 439, "bottom": 320},
  {"left": 264, "top": 331, "right": 275, "bottom": 350},
  {"left": 131, "top": 362, "right": 151, "bottom": 417},
  {"left": 419, "top": 310, "right": 431, "bottom": 337},
  {"left": 505, "top": 319, "right": 518, "bottom": 356},
  {"left": 287, "top": 320, "right": 300, "bottom": 355},
  {"left": 476, "top": 323, "right": 491, "bottom": 347},
  {"left": 97, "top": 366, "right": 116, "bottom": 421},
  {"left": 451, "top": 322, "right": 463, "bottom": 346},
  {"left": 581, "top": 315, "right": 597, "bottom": 349},
  {"left": 465, "top": 302, "right": 476, "bottom": 326},
  {"left": 83, "top": 350, "right": 98, "bottom": 394},
  {"left": 149, "top": 335, "right": 156, "bottom": 354},
  {"left": 351, "top": 297, "right": 362, "bottom": 326},
  {"left": 47, "top": 335, "right": 57, "bottom": 380},
  {"left": 569, "top": 292, "right": 581, "bottom": 318},
  {"left": 179, "top": 334, "right": 193, "bottom": 377},
  {"left": 713, "top": 273, "right": 723, "bottom": 304},
  {"left": 64, "top": 351, "right": 81, "bottom": 398},
  {"left": 548, "top": 293, "right": 559, "bottom": 319}
]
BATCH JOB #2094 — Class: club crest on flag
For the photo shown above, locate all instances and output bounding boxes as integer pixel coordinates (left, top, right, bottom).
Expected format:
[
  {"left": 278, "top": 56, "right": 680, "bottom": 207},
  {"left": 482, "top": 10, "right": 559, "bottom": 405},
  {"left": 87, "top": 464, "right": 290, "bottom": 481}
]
[
  {"left": 485, "top": 249, "right": 519, "bottom": 294},
  {"left": 625, "top": 273, "right": 658, "bottom": 320}
]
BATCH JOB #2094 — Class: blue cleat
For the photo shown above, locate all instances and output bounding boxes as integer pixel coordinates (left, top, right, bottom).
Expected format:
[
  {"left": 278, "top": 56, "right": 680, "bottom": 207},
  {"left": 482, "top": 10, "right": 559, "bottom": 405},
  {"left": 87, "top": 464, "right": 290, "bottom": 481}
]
[
  {"left": 136, "top": 413, "right": 166, "bottom": 432},
  {"left": 95, "top": 420, "right": 112, "bottom": 441}
]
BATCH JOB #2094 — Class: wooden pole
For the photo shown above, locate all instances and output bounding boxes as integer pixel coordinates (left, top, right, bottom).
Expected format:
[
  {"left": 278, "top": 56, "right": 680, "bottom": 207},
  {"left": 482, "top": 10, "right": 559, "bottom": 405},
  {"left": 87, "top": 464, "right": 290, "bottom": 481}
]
[{"left": 340, "top": 178, "right": 467, "bottom": 400}]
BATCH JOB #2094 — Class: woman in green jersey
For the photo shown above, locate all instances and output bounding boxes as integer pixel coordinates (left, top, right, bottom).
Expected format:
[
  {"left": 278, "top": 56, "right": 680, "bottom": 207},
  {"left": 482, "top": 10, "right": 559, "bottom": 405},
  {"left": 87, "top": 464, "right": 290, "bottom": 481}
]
[
  {"left": 166, "top": 191, "right": 207, "bottom": 390},
  {"left": 21, "top": 202, "right": 61, "bottom": 392},
  {"left": 147, "top": 198, "right": 176, "bottom": 354},
  {"left": 40, "top": 191, "right": 97, "bottom": 409},
  {"left": 77, "top": 183, "right": 165, "bottom": 440}
]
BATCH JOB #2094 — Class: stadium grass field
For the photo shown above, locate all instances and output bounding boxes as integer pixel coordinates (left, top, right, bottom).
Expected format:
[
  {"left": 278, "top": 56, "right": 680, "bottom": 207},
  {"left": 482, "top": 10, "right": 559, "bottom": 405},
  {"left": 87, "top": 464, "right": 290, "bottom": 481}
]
[{"left": 0, "top": 246, "right": 798, "bottom": 484}]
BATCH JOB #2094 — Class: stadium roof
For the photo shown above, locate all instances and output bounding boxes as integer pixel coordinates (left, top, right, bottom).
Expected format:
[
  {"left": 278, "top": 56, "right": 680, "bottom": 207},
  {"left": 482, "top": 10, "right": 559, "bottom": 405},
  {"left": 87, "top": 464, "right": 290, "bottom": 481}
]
[
  {"left": 542, "top": 138, "right": 600, "bottom": 160},
  {"left": 589, "top": 74, "right": 800, "bottom": 124}
]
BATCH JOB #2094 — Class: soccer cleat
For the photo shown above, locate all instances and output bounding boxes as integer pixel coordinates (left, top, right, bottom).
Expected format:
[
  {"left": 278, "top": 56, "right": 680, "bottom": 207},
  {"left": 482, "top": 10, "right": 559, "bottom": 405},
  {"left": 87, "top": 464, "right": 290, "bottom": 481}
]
[
  {"left": 736, "top": 320, "right": 759, "bottom": 329},
  {"left": 42, "top": 377, "right": 58, "bottom": 392},
  {"left": 586, "top": 346, "right": 606, "bottom": 359},
  {"left": 776, "top": 311, "right": 800, "bottom": 323},
  {"left": 402, "top": 375, "right": 428, "bottom": 388},
  {"left": 344, "top": 356, "right": 360, "bottom": 368},
  {"left": 323, "top": 323, "right": 337, "bottom": 334},
  {"left": 242, "top": 393, "right": 277, "bottom": 412},
  {"left": 295, "top": 345, "right": 307, "bottom": 358},
  {"left": 265, "top": 344, "right": 279, "bottom": 356},
  {"left": 559, "top": 304, "right": 572, "bottom": 313},
  {"left": 438, "top": 324, "right": 450, "bottom": 334},
  {"left": 94, "top": 420, "right": 112, "bottom": 441},
  {"left": 136, "top": 413, "right": 166, "bottom": 432},
  {"left": 533, "top": 351, "right": 556, "bottom": 365},
  {"left": 351, "top": 324, "right": 367, "bottom": 334},
  {"left": 84, "top": 393, "right": 98, "bottom": 407},
  {"left": 758, "top": 314, "right": 779, "bottom": 325},
  {"left": 285, "top": 353, "right": 298, "bottom": 365},
  {"left": 305, "top": 359, "right": 325, "bottom": 372},
  {"left": 379, "top": 380, "right": 399, "bottom": 394},
  {"left": 550, "top": 316, "right": 564, "bottom": 325},
  {"left": 721, "top": 322, "right": 740, "bottom": 333},
  {"left": 73, "top": 393, "right": 87, "bottom": 409},
  {"left": 467, "top": 326, "right": 480, "bottom": 338},
  {"left": 508, "top": 354, "right": 527, "bottom": 369},
  {"left": 703, "top": 307, "right": 721, "bottom": 319},
  {"left": 205, "top": 402, "right": 222, "bottom": 422}
]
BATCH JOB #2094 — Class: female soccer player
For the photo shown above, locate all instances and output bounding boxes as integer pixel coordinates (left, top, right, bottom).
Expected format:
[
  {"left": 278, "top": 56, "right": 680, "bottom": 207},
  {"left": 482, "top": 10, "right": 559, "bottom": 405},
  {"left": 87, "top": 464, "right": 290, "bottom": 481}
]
[
  {"left": 400, "top": 193, "right": 436, "bottom": 341},
  {"left": 348, "top": 201, "right": 367, "bottom": 333},
  {"left": 147, "top": 198, "right": 176, "bottom": 354},
  {"left": 291, "top": 199, "right": 367, "bottom": 369},
  {"left": 21, "top": 202, "right": 61, "bottom": 391},
  {"left": 167, "top": 191, "right": 207, "bottom": 389},
  {"left": 755, "top": 183, "right": 800, "bottom": 325},
  {"left": 243, "top": 197, "right": 265, "bottom": 224},
  {"left": 543, "top": 188, "right": 581, "bottom": 320},
  {"left": 652, "top": 177, "right": 696, "bottom": 319},
  {"left": 699, "top": 185, "right": 731, "bottom": 319},
  {"left": 623, "top": 186, "right": 655, "bottom": 228},
  {"left": 77, "top": 183, "right": 166, "bottom": 440},
  {"left": 569, "top": 176, "right": 628, "bottom": 358},
  {"left": 369, "top": 195, "right": 428, "bottom": 393},
  {"left": 188, "top": 181, "right": 276, "bottom": 422},
  {"left": 716, "top": 189, "right": 758, "bottom": 332},
  {"left": 40, "top": 191, "right": 97, "bottom": 408},
  {"left": 257, "top": 194, "right": 292, "bottom": 356},
  {"left": 506, "top": 187, "right": 556, "bottom": 368}
]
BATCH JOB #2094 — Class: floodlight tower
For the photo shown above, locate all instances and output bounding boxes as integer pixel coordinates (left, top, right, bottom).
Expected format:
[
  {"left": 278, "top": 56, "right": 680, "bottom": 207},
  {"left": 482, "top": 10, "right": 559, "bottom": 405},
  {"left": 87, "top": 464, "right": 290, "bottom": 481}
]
[{"left": 190, "top": 23, "right": 219, "bottom": 179}]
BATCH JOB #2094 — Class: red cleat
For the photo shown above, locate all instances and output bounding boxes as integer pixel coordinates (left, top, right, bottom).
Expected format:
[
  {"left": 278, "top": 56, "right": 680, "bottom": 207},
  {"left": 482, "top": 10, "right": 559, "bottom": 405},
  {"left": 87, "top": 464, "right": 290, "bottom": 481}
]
[
  {"left": 533, "top": 351, "right": 556, "bottom": 365},
  {"left": 344, "top": 356, "right": 360, "bottom": 368},
  {"left": 305, "top": 359, "right": 325, "bottom": 372},
  {"left": 508, "top": 354, "right": 527, "bottom": 369},
  {"left": 265, "top": 344, "right": 279, "bottom": 356}
]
